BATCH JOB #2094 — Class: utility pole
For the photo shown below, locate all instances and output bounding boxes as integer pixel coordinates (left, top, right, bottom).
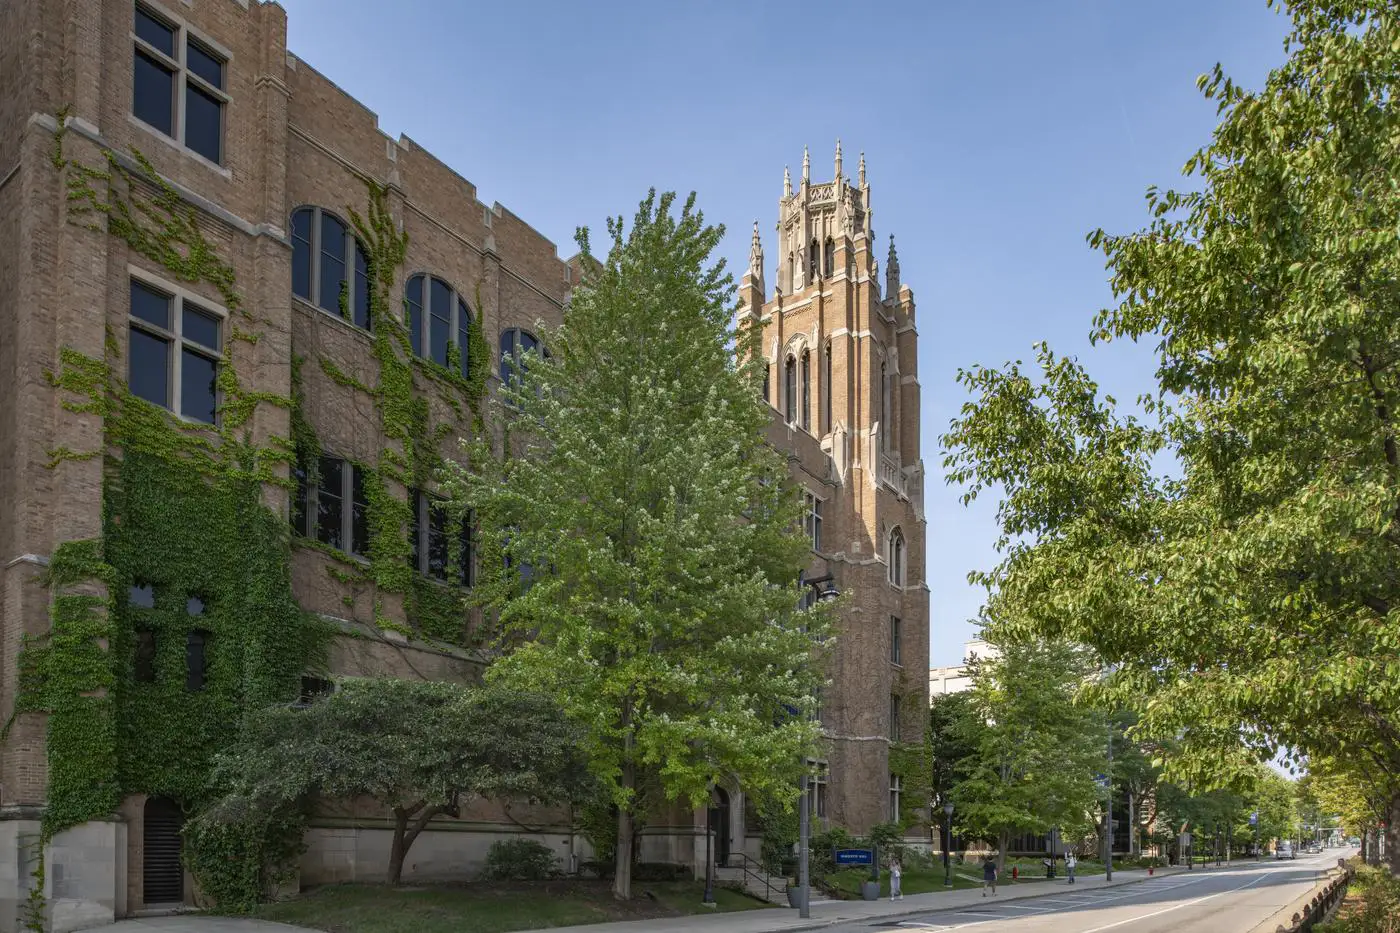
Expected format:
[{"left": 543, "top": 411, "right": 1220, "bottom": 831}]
[{"left": 798, "top": 774, "right": 810, "bottom": 918}]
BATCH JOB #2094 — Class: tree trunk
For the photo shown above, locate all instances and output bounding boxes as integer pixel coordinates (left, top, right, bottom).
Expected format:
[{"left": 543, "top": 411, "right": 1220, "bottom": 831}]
[
  {"left": 996, "top": 828, "right": 1010, "bottom": 872},
  {"left": 387, "top": 801, "right": 443, "bottom": 885},
  {"left": 1387, "top": 793, "right": 1400, "bottom": 877},
  {"left": 1127, "top": 791, "right": 1138, "bottom": 858},
  {"left": 613, "top": 696, "right": 637, "bottom": 900}
]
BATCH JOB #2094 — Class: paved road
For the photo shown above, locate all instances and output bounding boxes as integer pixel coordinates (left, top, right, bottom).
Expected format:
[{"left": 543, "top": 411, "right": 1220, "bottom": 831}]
[{"left": 826, "top": 851, "right": 1353, "bottom": 933}]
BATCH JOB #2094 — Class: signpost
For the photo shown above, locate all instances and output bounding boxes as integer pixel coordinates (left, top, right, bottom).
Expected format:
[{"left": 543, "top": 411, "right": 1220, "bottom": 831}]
[
  {"left": 1250, "top": 811, "right": 1259, "bottom": 861},
  {"left": 834, "top": 848, "right": 874, "bottom": 867}
]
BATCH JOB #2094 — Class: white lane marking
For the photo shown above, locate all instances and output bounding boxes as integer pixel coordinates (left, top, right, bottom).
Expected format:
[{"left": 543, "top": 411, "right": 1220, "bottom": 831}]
[{"left": 1072, "top": 868, "right": 1275, "bottom": 933}]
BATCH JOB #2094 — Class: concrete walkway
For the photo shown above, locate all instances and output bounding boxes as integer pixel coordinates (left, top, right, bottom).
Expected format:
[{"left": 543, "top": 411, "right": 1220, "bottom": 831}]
[{"left": 83, "top": 865, "right": 1195, "bottom": 933}]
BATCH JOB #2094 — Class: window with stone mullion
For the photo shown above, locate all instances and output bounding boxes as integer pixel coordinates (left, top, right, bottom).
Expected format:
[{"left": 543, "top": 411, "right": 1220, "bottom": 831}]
[{"left": 131, "top": 3, "right": 227, "bottom": 164}]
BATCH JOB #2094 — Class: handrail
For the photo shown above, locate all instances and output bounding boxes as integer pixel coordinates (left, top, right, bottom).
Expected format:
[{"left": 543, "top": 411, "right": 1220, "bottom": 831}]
[{"left": 729, "top": 852, "right": 775, "bottom": 904}]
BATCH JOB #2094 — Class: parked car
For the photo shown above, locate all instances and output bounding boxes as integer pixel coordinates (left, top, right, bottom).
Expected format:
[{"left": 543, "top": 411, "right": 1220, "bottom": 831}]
[{"left": 1276, "top": 841, "right": 1295, "bottom": 860}]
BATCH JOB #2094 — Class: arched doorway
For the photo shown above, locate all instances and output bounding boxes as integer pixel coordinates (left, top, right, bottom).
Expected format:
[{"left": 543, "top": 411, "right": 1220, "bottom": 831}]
[
  {"left": 143, "top": 797, "right": 184, "bottom": 905},
  {"left": 710, "top": 788, "right": 731, "bottom": 867}
]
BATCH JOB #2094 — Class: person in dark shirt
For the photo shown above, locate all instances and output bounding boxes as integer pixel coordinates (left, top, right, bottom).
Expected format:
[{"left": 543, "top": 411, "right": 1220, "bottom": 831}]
[{"left": 982, "top": 856, "right": 998, "bottom": 896}]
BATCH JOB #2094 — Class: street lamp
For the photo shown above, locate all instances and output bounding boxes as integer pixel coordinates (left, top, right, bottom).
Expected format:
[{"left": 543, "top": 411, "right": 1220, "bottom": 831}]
[
  {"left": 943, "top": 802, "right": 955, "bottom": 887},
  {"left": 1047, "top": 826, "right": 1056, "bottom": 880},
  {"left": 797, "top": 574, "right": 840, "bottom": 919},
  {"left": 1104, "top": 730, "right": 1113, "bottom": 883}
]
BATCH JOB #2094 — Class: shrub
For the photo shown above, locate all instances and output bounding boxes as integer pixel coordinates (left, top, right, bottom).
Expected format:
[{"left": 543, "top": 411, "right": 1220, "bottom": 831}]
[
  {"left": 480, "top": 839, "right": 560, "bottom": 881},
  {"left": 632, "top": 862, "right": 690, "bottom": 882}
]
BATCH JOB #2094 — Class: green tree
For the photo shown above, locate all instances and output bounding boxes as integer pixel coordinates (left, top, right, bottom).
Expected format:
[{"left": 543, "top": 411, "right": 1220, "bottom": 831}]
[
  {"left": 454, "top": 191, "right": 830, "bottom": 899},
  {"left": 951, "top": 635, "right": 1106, "bottom": 869},
  {"left": 943, "top": 0, "right": 1400, "bottom": 874},
  {"left": 194, "top": 678, "right": 589, "bottom": 885}
]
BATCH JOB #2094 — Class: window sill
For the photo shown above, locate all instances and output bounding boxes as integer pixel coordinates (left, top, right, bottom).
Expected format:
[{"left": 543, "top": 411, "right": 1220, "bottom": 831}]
[
  {"left": 291, "top": 533, "right": 370, "bottom": 567},
  {"left": 292, "top": 295, "right": 374, "bottom": 340},
  {"left": 127, "top": 113, "right": 232, "bottom": 179}
]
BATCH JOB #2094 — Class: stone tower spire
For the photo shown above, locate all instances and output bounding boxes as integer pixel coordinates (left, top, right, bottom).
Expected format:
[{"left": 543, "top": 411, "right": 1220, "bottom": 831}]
[
  {"left": 748, "top": 220, "right": 764, "bottom": 281},
  {"left": 834, "top": 138, "right": 843, "bottom": 182},
  {"left": 784, "top": 165, "right": 792, "bottom": 198},
  {"left": 858, "top": 151, "right": 866, "bottom": 188},
  {"left": 802, "top": 145, "right": 810, "bottom": 183},
  {"left": 886, "top": 233, "right": 901, "bottom": 299}
]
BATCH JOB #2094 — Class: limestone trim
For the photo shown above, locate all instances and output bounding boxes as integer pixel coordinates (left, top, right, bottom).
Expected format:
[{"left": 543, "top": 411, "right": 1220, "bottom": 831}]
[
  {"left": 30, "top": 112, "right": 290, "bottom": 244},
  {"left": 823, "top": 733, "right": 900, "bottom": 743},
  {"left": 3, "top": 554, "right": 50, "bottom": 569},
  {"left": 292, "top": 295, "right": 376, "bottom": 343},
  {"left": 287, "top": 124, "right": 567, "bottom": 312},
  {"left": 0, "top": 160, "right": 18, "bottom": 193}
]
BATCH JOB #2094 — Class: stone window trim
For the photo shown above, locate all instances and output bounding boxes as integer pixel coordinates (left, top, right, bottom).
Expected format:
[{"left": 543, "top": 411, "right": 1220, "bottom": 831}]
[
  {"left": 130, "top": 1, "right": 231, "bottom": 170},
  {"left": 127, "top": 265, "right": 225, "bottom": 426},
  {"left": 290, "top": 206, "right": 372, "bottom": 331},
  {"left": 803, "top": 489, "right": 824, "bottom": 554},
  {"left": 405, "top": 273, "right": 474, "bottom": 377},
  {"left": 291, "top": 455, "right": 370, "bottom": 560},
  {"left": 889, "top": 773, "right": 902, "bottom": 821},
  {"left": 886, "top": 526, "right": 906, "bottom": 588},
  {"left": 890, "top": 615, "right": 902, "bottom": 667},
  {"left": 805, "top": 758, "right": 829, "bottom": 820}
]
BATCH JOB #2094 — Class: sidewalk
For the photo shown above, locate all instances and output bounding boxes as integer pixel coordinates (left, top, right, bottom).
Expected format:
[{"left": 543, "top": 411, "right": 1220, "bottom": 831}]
[
  {"left": 534, "top": 864, "right": 1189, "bottom": 933},
  {"left": 88, "top": 865, "right": 1197, "bottom": 933}
]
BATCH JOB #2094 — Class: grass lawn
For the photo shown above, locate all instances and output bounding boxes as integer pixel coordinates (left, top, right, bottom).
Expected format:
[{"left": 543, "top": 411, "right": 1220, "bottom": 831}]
[
  {"left": 822, "top": 866, "right": 999, "bottom": 899},
  {"left": 253, "top": 879, "right": 771, "bottom": 933}
]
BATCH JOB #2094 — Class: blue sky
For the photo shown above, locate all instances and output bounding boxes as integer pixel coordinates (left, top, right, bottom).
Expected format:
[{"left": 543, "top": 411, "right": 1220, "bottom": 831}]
[{"left": 278, "top": 0, "right": 1293, "bottom": 667}]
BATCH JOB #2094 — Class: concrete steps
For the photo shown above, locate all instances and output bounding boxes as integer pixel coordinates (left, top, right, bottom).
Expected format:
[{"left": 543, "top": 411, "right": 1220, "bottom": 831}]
[{"left": 713, "top": 866, "right": 794, "bottom": 906}]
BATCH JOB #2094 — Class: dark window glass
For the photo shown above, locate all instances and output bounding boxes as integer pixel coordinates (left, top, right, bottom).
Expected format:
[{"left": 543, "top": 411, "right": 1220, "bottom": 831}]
[
  {"left": 429, "top": 277, "right": 451, "bottom": 367},
  {"left": 181, "top": 348, "right": 217, "bottom": 424},
  {"left": 822, "top": 343, "right": 832, "bottom": 432},
  {"left": 186, "top": 596, "right": 205, "bottom": 616},
  {"left": 186, "top": 39, "right": 223, "bottom": 89},
  {"left": 291, "top": 210, "right": 312, "bottom": 300},
  {"left": 290, "top": 461, "right": 309, "bottom": 535},
  {"left": 427, "top": 501, "right": 448, "bottom": 580},
  {"left": 318, "top": 214, "right": 346, "bottom": 316},
  {"left": 129, "top": 583, "right": 156, "bottom": 609},
  {"left": 890, "top": 694, "right": 900, "bottom": 741},
  {"left": 407, "top": 276, "right": 424, "bottom": 357},
  {"left": 134, "top": 630, "right": 157, "bottom": 683},
  {"left": 457, "top": 299, "right": 471, "bottom": 379},
  {"left": 134, "top": 6, "right": 176, "bottom": 56},
  {"left": 784, "top": 356, "right": 797, "bottom": 424},
  {"left": 353, "top": 245, "right": 371, "bottom": 330},
  {"left": 316, "top": 456, "right": 344, "bottom": 549},
  {"left": 133, "top": 50, "right": 174, "bottom": 136},
  {"left": 891, "top": 616, "right": 902, "bottom": 664},
  {"left": 350, "top": 465, "right": 369, "bottom": 557},
  {"left": 499, "top": 330, "right": 515, "bottom": 384},
  {"left": 762, "top": 364, "right": 770, "bottom": 403},
  {"left": 520, "top": 331, "right": 539, "bottom": 356},
  {"left": 131, "top": 280, "right": 171, "bottom": 329},
  {"left": 186, "top": 630, "right": 209, "bottom": 691},
  {"left": 800, "top": 350, "right": 811, "bottom": 430},
  {"left": 184, "top": 82, "right": 222, "bottom": 164},
  {"left": 130, "top": 328, "right": 171, "bottom": 408},
  {"left": 824, "top": 238, "right": 835, "bottom": 277},
  {"left": 299, "top": 676, "right": 334, "bottom": 704},
  {"left": 407, "top": 490, "right": 421, "bottom": 570},
  {"left": 459, "top": 511, "right": 476, "bottom": 586},
  {"left": 182, "top": 305, "right": 219, "bottom": 349}
]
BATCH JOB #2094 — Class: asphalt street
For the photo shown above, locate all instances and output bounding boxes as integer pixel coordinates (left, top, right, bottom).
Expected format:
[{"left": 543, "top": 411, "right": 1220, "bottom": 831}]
[{"left": 825, "top": 850, "right": 1353, "bottom": 933}]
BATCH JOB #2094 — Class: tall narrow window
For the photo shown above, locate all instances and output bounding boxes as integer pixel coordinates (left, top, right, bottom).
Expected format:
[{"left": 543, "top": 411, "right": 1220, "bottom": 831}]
[
  {"left": 134, "top": 630, "right": 157, "bottom": 683},
  {"left": 131, "top": 4, "right": 227, "bottom": 165},
  {"left": 888, "top": 527, "right": 905, "bottom": 587},
  {"left": 822, "top": 341, "right": 833, "bottom": 433},
  {"left": 808, "top": 239, "right": 819, "bottom": 281},
  {"left": 295, "top": 456, "right": 369, "bottom": 557},
  {"left": 289, "top": 207, "right": 371, "bottom": 331},
  {"left": 186, "top": 630, "right": 210, "bottom": 691},
  {"left": 803, "top": 491, "right": 823, "bottom": 552},
  {"left": 407, "top": 490, "right": 475, "bottom": 586},
  {"left": 890, "top": 616, "right": 902, "bottom": 665},
  {"left": 800, "top": 349, "right": 811, "bottom": 431},
  {"left": 762, "top": 363, "right": 770, "bottom": 405},
  {"left": 890, "top": 694, "right": 901, "bottom": 741},
  {"left": 823, "top": 237, "right": 835, "bottom": 277},
  {"left": 808, "top": 760, "right": 829, "bottom": 819},
  {"left": 784, "top": 355, "right": 798, "bottom": 426},
  {"left": 889, "top": 774, "right": 902, "bottom": 820},
  {"left": 405, "top": 275, "right": 473, "bottom": 378},
  {"left": 880, "top": 360, "right": 891, "bottom": 450},
  {"left": 129, "top": 278, "right": 222, "bottom": 424}
]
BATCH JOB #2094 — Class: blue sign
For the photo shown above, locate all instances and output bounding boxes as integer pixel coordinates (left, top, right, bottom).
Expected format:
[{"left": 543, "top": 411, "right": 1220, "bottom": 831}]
[
  {"left": 1249, "top": 812, "right": 1259, "bottom": 826},
  {"left": 834, "top": 848, "right": 874, "bottom": 866}
]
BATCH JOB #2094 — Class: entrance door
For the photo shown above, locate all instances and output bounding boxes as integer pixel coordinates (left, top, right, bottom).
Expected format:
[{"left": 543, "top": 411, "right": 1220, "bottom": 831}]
[
  {"left": 712, "top": 788, "right": 731, "bottom": 867},
  {"left": 143, "top": 797, "right": 184, "bottom": 905}
]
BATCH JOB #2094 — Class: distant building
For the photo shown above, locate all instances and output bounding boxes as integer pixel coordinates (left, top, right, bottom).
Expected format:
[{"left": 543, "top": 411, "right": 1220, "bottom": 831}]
[{"left": 928, "top": 639, "right": 997, "bottom": 697}]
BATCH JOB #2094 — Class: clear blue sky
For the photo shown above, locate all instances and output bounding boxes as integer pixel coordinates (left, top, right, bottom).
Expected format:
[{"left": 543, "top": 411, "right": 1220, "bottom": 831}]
[{"left": 278, "top": 0, "right": 1293, "bottom": 667}]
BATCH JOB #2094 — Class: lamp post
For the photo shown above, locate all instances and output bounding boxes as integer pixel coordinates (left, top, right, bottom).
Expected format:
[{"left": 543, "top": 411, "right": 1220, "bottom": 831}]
[
  {"left": 797, "top": 573, "right": 840, "bottom": 919},
  {"left": 1104, "top": 730, "right": 1113, "bottom": 883},
  {"left": 1047, "top": 826, "right": 1056, "bottom": 880},
  {"left": 703, "top": 793, "right": 716, "bottom": 907},
  {"left": 943, "top": 802, "right": 955, "bottom": 887}
]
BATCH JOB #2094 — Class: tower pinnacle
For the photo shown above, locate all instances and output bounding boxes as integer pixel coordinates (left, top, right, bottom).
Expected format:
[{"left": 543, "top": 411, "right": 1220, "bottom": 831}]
[
  {"left": 748, "top": 220, "right": 764, "bottom": 280},
  {"left": 802, "top": 146, "right": 810, "bottom": 183},
  {"left": 858, "top": 151, "right": 866, "bottom": 188},
  {"left": 784, "top": 165, "right": 792, "bottom": 198},
  {"left": 886, "top": 233, "right": 901, "bottom": 298},
  {"left": 835, "top": 139, "right": 843, "bottom": 181}
]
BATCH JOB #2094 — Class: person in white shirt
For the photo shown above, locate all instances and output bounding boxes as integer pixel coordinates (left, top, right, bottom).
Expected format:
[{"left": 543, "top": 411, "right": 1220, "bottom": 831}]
[
  {"left": 1065, "top": 852, "right": 1078, "bottom": 884},
  {"left": 889, "top": 856, "right": 903, "bottom": 900}
]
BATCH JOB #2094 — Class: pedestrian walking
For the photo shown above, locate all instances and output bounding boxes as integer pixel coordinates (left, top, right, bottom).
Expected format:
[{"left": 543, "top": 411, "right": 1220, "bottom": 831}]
[
  {"left": 1065, "top": 852, "right": 1077, "bottom": 884},
  {"left": 889, "top": 856, "right": 903, "bottom": 901},
  {"left": 982, "top": 856, "right": 998, "bottom": 896}
]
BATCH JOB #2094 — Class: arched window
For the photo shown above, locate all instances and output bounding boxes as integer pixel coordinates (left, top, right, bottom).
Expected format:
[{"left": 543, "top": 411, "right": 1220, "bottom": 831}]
[
  {"left": 290, "top": 207, "right": 371, "bottom": 330},
  {"left": 500, "top": 328, "right": 546, "bottom": 389},
  {"left": 822, "top": 340, "right": 833, "bottom": 433},
  {"left": 888, "top": 527, "right": 906, "bottom": 587},
  {"left": 800, "top": 349, "right": 811, "bottom": 431},
  {"left": 784, "top": 354, "right": 798, "bottom": 426},
  {"left": 808, "top": 239, "right": 820, "bottom": 281},
  {"left": 762, "top": 362, "right": 771, "bottom": 405},
  {"left": 406, "top": 274, "right": 473, "bottom": 378},
  {"left": 823, "top": 237, "right": 835, "bottom": 277}
]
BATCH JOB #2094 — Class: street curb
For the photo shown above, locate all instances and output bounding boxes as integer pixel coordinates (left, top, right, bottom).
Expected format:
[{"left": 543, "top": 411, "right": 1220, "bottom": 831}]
[
  {"left": 1245, "top": 861, "right": 1350, "bottom": 933},
  {"left": 769, "top": 866, "right": 1195, "bottom": 933}
]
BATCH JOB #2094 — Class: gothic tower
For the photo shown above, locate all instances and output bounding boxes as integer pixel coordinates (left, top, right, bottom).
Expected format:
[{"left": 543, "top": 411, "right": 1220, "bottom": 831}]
[{"left": 739, "top": 144, "right": 929, "bottom": 833}]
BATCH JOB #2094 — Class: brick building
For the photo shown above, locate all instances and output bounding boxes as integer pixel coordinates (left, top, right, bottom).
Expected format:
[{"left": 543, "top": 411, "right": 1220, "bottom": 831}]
[{"left": 0, "top": 1, "right": 929, "bottom": 929}]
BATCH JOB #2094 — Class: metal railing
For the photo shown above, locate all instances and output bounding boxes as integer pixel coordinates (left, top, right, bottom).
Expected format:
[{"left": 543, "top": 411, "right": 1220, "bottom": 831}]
[
  {"left": 729, "top": 852, "right": 779, "bottom": 905},
  {"left": 1273, "top": 863, "right": 1353, "bottom": 933}
]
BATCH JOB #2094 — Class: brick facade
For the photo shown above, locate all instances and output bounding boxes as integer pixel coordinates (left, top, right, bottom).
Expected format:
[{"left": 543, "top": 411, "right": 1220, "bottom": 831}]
[{"left": 0, "top": 2, "right": 929, "bottom": 927}]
